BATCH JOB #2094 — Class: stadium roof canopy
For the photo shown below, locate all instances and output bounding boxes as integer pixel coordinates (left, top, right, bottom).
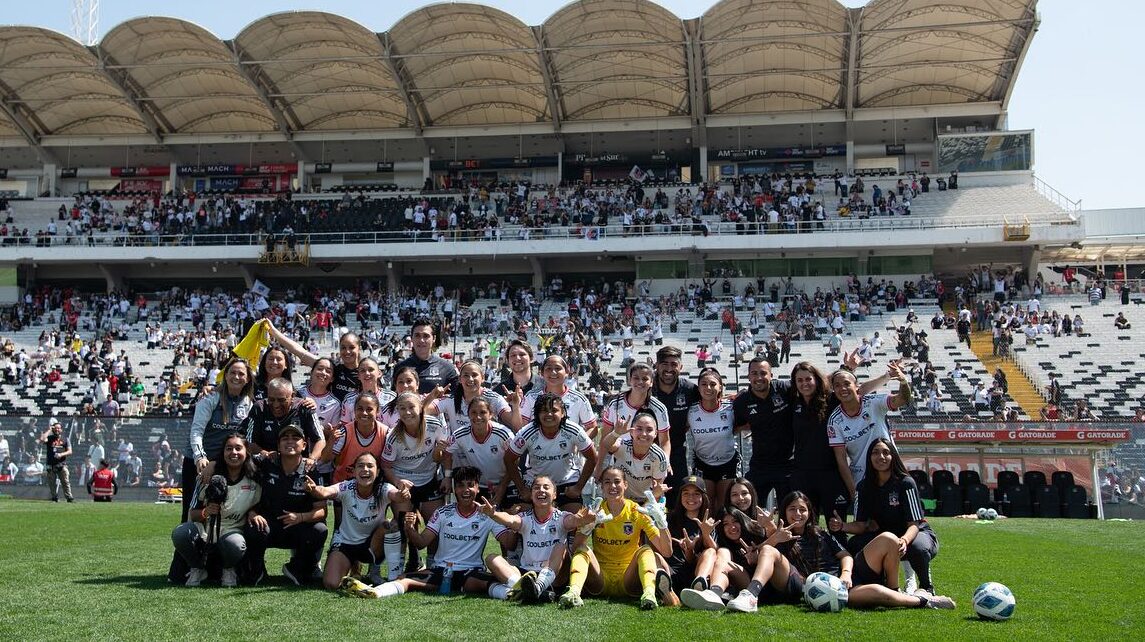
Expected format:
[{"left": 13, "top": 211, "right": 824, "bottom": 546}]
[{"left": 0, "top": 0, "right": 1039, "bottom": 147}]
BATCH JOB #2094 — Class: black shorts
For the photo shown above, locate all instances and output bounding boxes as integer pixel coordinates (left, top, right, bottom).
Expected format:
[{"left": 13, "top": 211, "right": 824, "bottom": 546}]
[
  {"left": 852, "top": 547, "right": 884, "bottom": 587},
  {"left": 555, "top": 481, "right": 581, "bottom": 505},
  {"left": 330, "top": 539, "right": 376, "bottom": 564},
  {"left": 693, "top": 454, "right": 740, "bottom": 482},
  {"left": 411, "top": 478, "right": 445, "bottom": 505},
  {"left": 758, "top": 566, "right": 804, "bottom": 604},
  {"left": 409, "top": 567, "right": 495, "bottom": 592}
]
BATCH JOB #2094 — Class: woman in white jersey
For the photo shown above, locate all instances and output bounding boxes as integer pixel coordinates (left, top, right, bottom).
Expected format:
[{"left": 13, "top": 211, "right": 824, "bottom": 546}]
[
  {"left": 340, "top": 358, "right": 397, "bottom": 427},
  {"left": 298, "top": 357, "right": 340, "bottom": 485},
  {"left": 520, "top": 355, "right": 598, "bottom": 438},
  {"left": 441, "top": 397, "right": 516, "bottom": 508},
  {"left": 304, "top": 451, "right": 408, "bottom": 591},
  {"left": 478, "top": 474, "right": 589, "bottom": 603},
  {"left": 687, "top": 368, "right": 738, "bottom": 512},
  {"left": 379, "top": 366, "right": 440, "bottom": 430},
  {"left": 505, "top": 392, "right": 598, "bottom": 511},
  {"left": 382, "top": 391, "right": 450, "bottom": 570},
  {"left": 438, "top": 360, "right": 522, "bottom": 437},
  {"left": 827, "top": 361, "right": 911, "bottom": 500},
  {"left": 599, "top": 410, "right": 669, "bottom": 502},
  {"left": 265, "top": 320, "right": 362, "bottom": 402},
  {"left": 171, "top": 433, "right": 262, "bottom": 588},
  {"left": 600, "top": 362, "right": 671, "bottom": 460}
]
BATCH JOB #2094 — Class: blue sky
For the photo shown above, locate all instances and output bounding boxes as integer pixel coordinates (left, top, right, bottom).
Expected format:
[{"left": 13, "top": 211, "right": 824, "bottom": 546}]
[{"left": 6, "top": 1, "right": 1139, "bottom": 210}]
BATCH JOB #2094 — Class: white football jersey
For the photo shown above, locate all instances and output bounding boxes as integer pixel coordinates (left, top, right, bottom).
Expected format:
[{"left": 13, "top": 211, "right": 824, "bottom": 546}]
[
  {"left": 687, "top": 400, "right": 737, "bottom": 466},
  {"left": 509, "top": 421, "right": 593, "bottom": 485},
  {"left": 381, "top": 415, "right": 448, "bottom": 486},
  {"left": 600, "top": 393, "right": 670, "bottom": 435},
  {"left": 426, "top": 503, "right": 508, "bottom": 570},
  {"left": 608, "top": 434, "right": 669, "bottom": 500},
  {"left": 437, "top": 389, "right": 511, "bottom": 437},
  {"left": 521, "top": 386, "right": 597, "bottom": 433},
  {"left": 517, "top": 508, "right": 572, "bottom": 572},
  {"left": 332, "top": 480, "right": 394, "bottom": 546},
  {"left": 446, "top": 421, "right": 514, "bottom": 486}
]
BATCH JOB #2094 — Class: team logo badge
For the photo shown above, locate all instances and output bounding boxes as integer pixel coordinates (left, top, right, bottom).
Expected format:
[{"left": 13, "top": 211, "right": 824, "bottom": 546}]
[
  {"left": 888, "top": 492, "right": 900, "bottom": 507},
  {"left": 471, "top": 522, "right": 481, "bottom": 531},
  {"left": 623, "top": 522, "right": 634, "bottom": 535}
]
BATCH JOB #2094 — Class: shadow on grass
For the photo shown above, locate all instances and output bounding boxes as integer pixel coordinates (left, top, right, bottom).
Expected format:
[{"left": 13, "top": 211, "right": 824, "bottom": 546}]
[{"left": 73, "top": 574, "right": 302, "bottom": 593}]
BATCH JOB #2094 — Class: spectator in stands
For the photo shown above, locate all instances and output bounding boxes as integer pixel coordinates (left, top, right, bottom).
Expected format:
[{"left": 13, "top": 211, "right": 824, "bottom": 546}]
[
  {"left": 1115, "top": 312, "right": 1131, "bottom": 330},
  {"left": 1040, "top": 402, "right": 1061, "bottom": 421},
  {"left": 1073, "top": 314, "right": 1088, "bottom": 337},
  {"left": 1072, "top": 400, "right": 1096, "bottom": 421}
]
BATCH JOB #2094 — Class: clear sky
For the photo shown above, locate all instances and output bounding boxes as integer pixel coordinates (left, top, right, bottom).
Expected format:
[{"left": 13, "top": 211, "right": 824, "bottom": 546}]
[{"left": 5, "top": 0, "right": 1139, "bottom": 210}]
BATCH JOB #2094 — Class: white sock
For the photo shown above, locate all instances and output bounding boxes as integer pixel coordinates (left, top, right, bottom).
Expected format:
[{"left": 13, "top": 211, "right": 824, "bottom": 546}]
[
  {"left": 506, "top": 572, "right": 522, "bottom": 588},
  {"left": 374, "top": 581, "right": 404, "bottom": 598},
  {"left": 903, "top": 561, "right": 917, "bottom": 580},
  {"left": 488, "top": 582, "right": 511, "bottom": 600},
  {"left": 384, "top": 532, "right": 403, "bottom": 580},
  {"left": 536, "top": 567, "right": 557, "bottom": 591}
]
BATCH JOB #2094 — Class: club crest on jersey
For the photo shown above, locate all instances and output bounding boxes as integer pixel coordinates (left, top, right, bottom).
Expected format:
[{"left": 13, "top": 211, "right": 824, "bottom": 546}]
[
  {"left": 888, "top": 492, "right": 900, "bottom": 507},
  {"left": 643, "top": 463, "right": 651, "bottom": 471},
  {"left": 623, "top": 522, "right": 634, "bottom": 535},
  {"left": 491, "top": 445, "right": 499, "bottom": 454},
  {"left": 559, "top": 441, "right": 568, "bottom": 449},
  {"left": 471, "top": 522, "right": 481, "bottom": 531},
  {"left": 719, "top": 413, "right": 728, "bottom": 421}
]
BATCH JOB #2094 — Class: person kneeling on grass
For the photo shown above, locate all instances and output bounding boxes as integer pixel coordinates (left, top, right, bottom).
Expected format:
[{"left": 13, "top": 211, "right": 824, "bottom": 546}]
[
  {"left": 303, "top": 452, "right": 410, "bottom": 591},
  {"left": 830, "top": 438, "right": 943, "bottom": 597},
  {"left": 478, "top": 475, "right": 591, "bottom": 603},
  {"left": 342, "top": 466, "right": 517, "bottom": 599},
  {"left": 558, "top": 467, "right": 677, "bottom": 610},
  {"left": 171, "top": 433, "right": 262, "bottom": 588},
  {"left": 721, "top": 491, "right": 955, "bottom": 613}
]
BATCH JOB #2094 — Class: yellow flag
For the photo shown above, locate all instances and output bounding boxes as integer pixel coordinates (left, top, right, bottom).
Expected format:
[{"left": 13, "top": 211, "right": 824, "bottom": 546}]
[{"left": 218, "top": 320, "right": 270, "bottom": 382}]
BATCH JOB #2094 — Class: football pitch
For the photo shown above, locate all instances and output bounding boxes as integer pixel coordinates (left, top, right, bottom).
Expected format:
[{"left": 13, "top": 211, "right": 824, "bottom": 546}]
[{"left": 1, "top": 499, "right": 1141, "bottom": 641}]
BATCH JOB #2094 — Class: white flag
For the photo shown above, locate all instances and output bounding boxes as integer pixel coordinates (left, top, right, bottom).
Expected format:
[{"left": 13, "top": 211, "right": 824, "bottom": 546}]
[
  {"left": 629, "top": 165, "right": 647, "bottom": 183},
  {"left": 251, "top": 280, "right": 271, "bottom": 298}
]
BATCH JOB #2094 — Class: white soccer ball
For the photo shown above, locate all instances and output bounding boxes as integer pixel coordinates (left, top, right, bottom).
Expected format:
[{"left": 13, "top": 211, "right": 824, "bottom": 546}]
[
  {"left": 986, "top": 508, "right": 998, "bottom": 521},
  {"left": 976, "top": 507, "right": 989, "bottom": 519},
  {"left": 803, "top": 572, "right": 848, "bottom": 613},
  {"left": 973, "top": 582, "right": 1015, "bottom": 620}
]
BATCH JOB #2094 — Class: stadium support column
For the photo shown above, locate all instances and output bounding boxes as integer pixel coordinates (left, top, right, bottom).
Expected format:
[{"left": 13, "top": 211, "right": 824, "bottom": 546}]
[
  {"left": 169, "top": 162, "right": 178, "bottom": 193},
  {"left": 557, "top": 152, "right": 563, "bottom": 184},
  {"left": 699, "top": 146, "right": 708, "bottom": 183},
  {"left": 296, "top": 163, "right": 306, "bottom": 193},
  {"left": 422, "top": 157, "right": 431, "bottom": 186},
  {"left": 386, "top": 261, "right": 400, "bottom": 292},
  {"left": 43, "top": 164, "right": 56, "bottom": 197},
  {"left": 846, "top": 139, "right": 855, "bottom": 173},
  {"left": 529, "top": 257, "right": 544, "bottom": 292},
  {"left": 98, "top": 265, "right": 124, "bottom": 293},
  {"left": 1023, "top": 246, "right": 1041, "bottom": 286},
  {"left": 238, "top": 264, "right": 257, "bottom": 290}
]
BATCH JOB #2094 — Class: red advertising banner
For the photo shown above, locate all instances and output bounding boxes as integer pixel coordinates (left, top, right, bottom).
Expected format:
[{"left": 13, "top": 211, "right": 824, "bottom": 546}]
[
  {"left": 892, "top": 427, "right": 1130, "bottom": 444},
  {"left": 111, "top": 166, "right": 169, "bottom": 177},
  {"left": 902, "top": 455, "right": 1095, "bottom": 495},
  {"left": 118, "top": 179, "right": 163, "bottom": 192}
]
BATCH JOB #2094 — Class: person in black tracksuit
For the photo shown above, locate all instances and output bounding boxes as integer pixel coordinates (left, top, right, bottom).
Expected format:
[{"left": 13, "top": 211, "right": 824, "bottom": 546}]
[
  {"left": 831, "top": 437, "right": 941, "bottom": 594},
  {"left": 787, "top": 362, "right": 850, "bottom": 523},
  {"left": 732, "top": 357, "right": 793, "bottom": 507}
]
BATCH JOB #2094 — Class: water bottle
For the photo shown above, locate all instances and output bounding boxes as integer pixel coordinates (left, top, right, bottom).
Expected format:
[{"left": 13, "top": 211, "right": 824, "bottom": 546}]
[{"left": 439, "top": 562, "right": 453, "bottom": 594}]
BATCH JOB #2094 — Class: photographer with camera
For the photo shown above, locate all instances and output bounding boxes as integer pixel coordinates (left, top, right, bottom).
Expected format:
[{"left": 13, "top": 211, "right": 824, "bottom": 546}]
[
  {"left": 40, "top": 418, "right": 73, "bottom": 502},
  {"left": 171, "top": 433, "right": 263, "bottom": 587},
  {"left": 246, "top": 423, "right": 328, "bottom": 586}
]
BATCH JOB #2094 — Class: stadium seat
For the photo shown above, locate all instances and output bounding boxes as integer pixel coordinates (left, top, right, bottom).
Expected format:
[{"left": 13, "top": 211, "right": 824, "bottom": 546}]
[
  {"left": 1023, "top": 470, "right": 1047, "bottom": 489},
  {"left": 1051, "top": 470, "right": 1075, "bottom": 493},
  {"left": 962, "top": 482, "right": 991, "bottom": 514},
  {"left": 932, "top": 469, "right": 955, "bottom": 488},
  {"left": 958, "top": 470, "right": 981, "bottom": 487},
  {"left": 914, "top": 479, "right": 935, "bottom": 503},
  {"left": 1001, "top": 484, "right": 1032, "bottom": 517},
  {"left": 997, "top": 471, "right": 1020, "bottom": 491},
  {"left": 1063, "top": 486, "right": 1089, "bottom": 519},
  {"left": 935, "top": 482, "right": 962, "bottom": 517},
  {"left": 1034, "top": 485, "right": 1062, "bottom": 518},
  {"left": 909, "top": 469, "right": 929, "bottom": 489}
]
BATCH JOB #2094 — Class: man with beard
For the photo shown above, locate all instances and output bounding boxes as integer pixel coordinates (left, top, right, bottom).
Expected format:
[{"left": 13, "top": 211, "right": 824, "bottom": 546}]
[{"left": 650, "top": 347, "right": 699, "bottom": 503}]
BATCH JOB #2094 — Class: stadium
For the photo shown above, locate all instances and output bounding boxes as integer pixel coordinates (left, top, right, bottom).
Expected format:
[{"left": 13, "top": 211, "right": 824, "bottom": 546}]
[{"left": 0, "top": 0, "right": 1142, "bottom": 639}]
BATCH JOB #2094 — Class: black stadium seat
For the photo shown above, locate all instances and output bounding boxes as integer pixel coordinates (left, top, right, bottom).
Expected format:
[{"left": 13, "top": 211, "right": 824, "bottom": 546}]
[
  {"left": 1063, "top": 486, "right": 1089, "bottom": 519},
  {"left": 1051, "top": 470, "right": 1075, "bottom": 493},
  {"left": 958, "top": 470, "right": 981, "bottom": 488},
  {"left": 909, "top": 469, "right": 929, "bottom": 489},
  {"left": 997, "top": 471, "right": 1020, "bottom": 491},
  {"left": 935, "top": 483, "right": 961, "bottom": 517},
  {"left": 1001, "top": 484, "right": 1032, "bottom": 517},
  {"left": 962, "top": 482, "right": 991, "bottom": 514},
  {"left": 932, "top": 469, "right": 955, "bottom": 488},
  {"left": 1034, "top": 485, "right": 1062, "bottom": 518},
  {"left": 1023, "top": 470, "right": 1047, "bottom": 489}
]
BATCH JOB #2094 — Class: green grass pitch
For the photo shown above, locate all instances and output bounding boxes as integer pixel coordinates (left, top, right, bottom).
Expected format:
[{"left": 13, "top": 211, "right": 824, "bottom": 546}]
[{"left": 1, "top": 499, "right": 1141, "bottom": 641}]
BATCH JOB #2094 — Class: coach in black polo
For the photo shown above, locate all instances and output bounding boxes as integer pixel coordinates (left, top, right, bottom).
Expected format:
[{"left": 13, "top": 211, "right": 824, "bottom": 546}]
[{"left": 733, "top": 357, "right": 794, "bottom": 507}]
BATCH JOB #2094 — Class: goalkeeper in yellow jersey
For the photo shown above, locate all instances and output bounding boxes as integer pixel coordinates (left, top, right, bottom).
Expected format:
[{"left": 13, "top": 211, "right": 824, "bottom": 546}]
[{"left": 559, "top": 466, "right": 678, "bottom": 610}]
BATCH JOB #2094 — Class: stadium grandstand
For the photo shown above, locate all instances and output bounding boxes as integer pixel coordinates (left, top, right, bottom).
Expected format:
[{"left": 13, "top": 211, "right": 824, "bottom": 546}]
[{"left": 0, "top": 0, "right": 1143, "bottom": 520}]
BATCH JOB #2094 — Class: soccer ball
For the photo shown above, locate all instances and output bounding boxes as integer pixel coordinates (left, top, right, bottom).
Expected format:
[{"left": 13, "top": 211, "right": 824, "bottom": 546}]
[
  {"left": 976, "top": 507, "right": 989, "bottom": 519},
  {"left": 803, "top": 572, "right": 848, "bottom": 612},
  {"left": 973, "top": 582, "right": 1015, "bottom": 620},
  {"left": 986, "top": 508, "right": 998, "bottom": 520}
]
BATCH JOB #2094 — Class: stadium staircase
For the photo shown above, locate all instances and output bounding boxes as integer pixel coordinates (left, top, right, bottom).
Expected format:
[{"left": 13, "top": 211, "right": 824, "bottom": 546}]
[{"left": 967, "top": 329, "right": 1044, "bottom": 416}]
